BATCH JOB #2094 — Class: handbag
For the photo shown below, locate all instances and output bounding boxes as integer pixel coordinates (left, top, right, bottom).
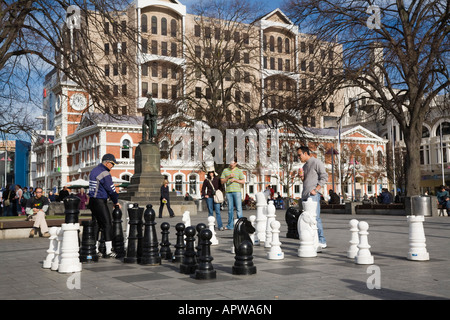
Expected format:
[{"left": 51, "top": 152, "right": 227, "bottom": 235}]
[{"left": 208, "top": 179, "right": 224, "bottom": 204}]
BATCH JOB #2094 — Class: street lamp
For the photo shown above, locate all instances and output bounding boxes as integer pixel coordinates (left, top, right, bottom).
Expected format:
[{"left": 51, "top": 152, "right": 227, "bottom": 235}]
[{"left": 36, "top": 115, "right": 48, "bottom": 195}]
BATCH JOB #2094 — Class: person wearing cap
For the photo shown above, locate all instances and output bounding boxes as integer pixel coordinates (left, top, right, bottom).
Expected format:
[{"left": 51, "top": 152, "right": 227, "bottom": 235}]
[
  {"left": 88, "top": 153, "right": 122, "bottom": 258},
  {"left": 201, "top": 167, "right": 224, "bottom": 230}
]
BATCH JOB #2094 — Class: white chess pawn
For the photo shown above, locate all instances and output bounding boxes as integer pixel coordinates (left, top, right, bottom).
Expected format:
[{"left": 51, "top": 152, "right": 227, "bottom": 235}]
[
  {"left": 58, "top": 223, "right": 82, "bottom": 273},
  {"left": 265, "top": 201, "right": 276, "bottom": 248},
  {"left": 347, "top": 219, "right": 359, "bottom": 259},
  {"left": 267, "top": 220, "right": 284, "bottom": 260},
  {"left": 207, "top": 216, "right": 219, "bottom": 246},
  {"left": 51, "top": 227, "right": 63, "bottom": 271},
  {"left": 255, "top": 192, "right": 267, "bottom": 243},
  {"left": 43, "top": 227, "right": 59, "bottom": 269},
  {"left": 248, "top": 215, "right": 258, "bottom": 245},
  {"left": 355, "top": 221, "right": 374, "bottom": 265},
  {"left": 407, "top": 215, "right": 430, "bottom": 261},
  {"left": 182, "top": 211, "right": 191, "bottom": 227},
  {"left": 297, "top": 198, "right": 318, "bottom": 258}
]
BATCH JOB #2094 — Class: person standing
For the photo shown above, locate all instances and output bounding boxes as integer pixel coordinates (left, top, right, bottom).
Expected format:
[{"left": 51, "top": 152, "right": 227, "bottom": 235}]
[
  {"left": 437, "top": 185, "right": 450, "bottom": 216},
  {"left": 201, "top": 167, "right": 224, "bottom": 230},
  {"left": 26, "top": 187, "right": 50, "bottom": 238},
  {"left": 297, "top": 146, "right": 328, "bottom": 249},
  {"left": 159, "top": 180, "right": 175, "bottom": 218},
  {"left": 77, "top": 188, "right": 89, "bottom": 210},
  {"left": 88, "top": 153, "right": 122, "bottom": 258},
  {"left": 220, "top": 159, "right": 245, "bottom": 230}
]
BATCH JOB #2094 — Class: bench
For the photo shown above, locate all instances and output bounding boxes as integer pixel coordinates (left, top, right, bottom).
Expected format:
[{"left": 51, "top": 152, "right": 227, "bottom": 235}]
[{"left": 0, "top": 218, "right": 92, "bottom": 230}]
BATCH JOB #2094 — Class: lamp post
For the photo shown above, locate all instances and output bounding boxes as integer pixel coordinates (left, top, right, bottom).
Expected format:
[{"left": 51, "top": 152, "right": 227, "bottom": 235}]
[{"left": 36, "top": 115, "right": 48, "bottom": 195}]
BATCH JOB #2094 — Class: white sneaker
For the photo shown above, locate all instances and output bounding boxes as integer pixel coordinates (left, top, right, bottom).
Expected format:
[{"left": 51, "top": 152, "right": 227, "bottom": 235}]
[{"left": 319, "top": 243, "right": 327, "bottom": 249}]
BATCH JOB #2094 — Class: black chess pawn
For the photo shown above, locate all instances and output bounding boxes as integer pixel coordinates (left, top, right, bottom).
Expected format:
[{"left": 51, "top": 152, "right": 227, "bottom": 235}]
[
  {"left": 285, "top": 207, "right": 300, "bottom": 239},
  {"left": 139, "top": 204, "right": 161, "bottom": 265},
  {"left": 195, "top": 223, "right": 207, "bottom": 257},
  {"left": 180, "top": 226, "right": 197, "bottom": 274},
  {"left": 159, "top": 222, "right": 173, "bottom": 260},
  {"left": 124, "top": 203, "right": 144, "bottom": 263},
  {"left": 172, "top": 223, "right": 185, "bottom": 263},
  {"left": 232, "top": 240, "right": 257, "bottom": 275},
  {"left": 194, "top": 229, "right": 216, "bottom": 280},
  {"left": 79, "top": 220, "right": 99, "bottom": 263},
  {"left": 112, "top": 205, "right": 126, "bottom": 259}
]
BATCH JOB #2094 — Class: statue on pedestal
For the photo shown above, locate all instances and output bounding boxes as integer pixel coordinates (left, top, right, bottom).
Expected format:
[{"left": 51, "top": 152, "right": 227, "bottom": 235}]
[{"left": 142, "top": 93, "right": 157, "bottom": 143}]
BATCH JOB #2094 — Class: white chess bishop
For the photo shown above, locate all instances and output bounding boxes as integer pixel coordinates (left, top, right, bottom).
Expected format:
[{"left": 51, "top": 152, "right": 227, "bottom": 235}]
[{"left": 297, "top": 198, "right": 319, "bottom": 257}]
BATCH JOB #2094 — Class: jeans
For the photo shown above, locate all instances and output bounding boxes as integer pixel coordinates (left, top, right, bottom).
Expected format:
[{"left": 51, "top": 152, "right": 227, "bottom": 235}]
[
  {"left": 307, "top": 193, "right": 326, "bottom": 244},
  {"left": 226, "top": 192, "right": 243, "bottom": 229},
  {"left": 205, "top": 197, "right": 223, "bottom": 229}
]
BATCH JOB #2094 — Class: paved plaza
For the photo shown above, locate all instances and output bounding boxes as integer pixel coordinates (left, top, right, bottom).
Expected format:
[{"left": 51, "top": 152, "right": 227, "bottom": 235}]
[{"left": 0, "top": 210, "right": 449, "bottom": 304}]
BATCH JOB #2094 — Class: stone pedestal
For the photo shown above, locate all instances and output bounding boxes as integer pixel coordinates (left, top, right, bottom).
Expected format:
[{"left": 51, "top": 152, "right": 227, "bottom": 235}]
[{"left": 119, "top": 142, "right": 196, "bottom": 216}]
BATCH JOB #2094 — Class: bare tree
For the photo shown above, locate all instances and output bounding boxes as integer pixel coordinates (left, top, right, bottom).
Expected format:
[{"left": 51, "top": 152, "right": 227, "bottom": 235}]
[{"left": 283, "top": 0, "right": 450, "bottom": 196}]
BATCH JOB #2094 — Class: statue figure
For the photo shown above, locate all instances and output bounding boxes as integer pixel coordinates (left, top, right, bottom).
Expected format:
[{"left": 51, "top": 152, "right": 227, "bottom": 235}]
[{"left": 142, "top": 93, "right": 157, "bottom": 143}]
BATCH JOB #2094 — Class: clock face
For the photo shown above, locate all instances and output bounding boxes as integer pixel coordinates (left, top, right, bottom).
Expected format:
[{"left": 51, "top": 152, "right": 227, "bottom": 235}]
[
  {"left": 70, "top": 93, "right": 87, "bottom": 111},
  {"left": 55, "top": 94, "right": 61, "bottom": 112}
]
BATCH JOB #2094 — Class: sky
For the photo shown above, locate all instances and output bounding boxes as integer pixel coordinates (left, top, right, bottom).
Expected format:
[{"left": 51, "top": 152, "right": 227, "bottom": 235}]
[{"left": 181, "top": 0, "right": 286, "bottom": 15}]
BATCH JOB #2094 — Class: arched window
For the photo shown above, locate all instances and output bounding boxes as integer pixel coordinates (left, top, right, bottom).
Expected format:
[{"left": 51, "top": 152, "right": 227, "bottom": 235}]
[
  {"left": 269, "top": 36, "right": 275, "bottom": 52},
  {"left": 161, "top": 17, "right": 167, "bottom": 36},
  {"left": 285, "top": 38, "right": 290, "bottom": 53},
  {"left": 377, "top": 150, "right": 384, "bottom": 166},
  {"left": 141, "top": 14, "right": 148, "bottom": 33},
  {"left": 366, "top": 149, "right": 373, "bottom": 165},
  {"left": 121, "top": 139, "right": 131, "bottom": 158},
  {"left": 151, "top": 16, "right": 157, "bottom": 34},
  {"left": 160, "top": 140, "right": 169, "bottom": 159},
  {"left": 436, "top": 122, "right": 450, "bottom": 136},
  {"left": 277, "top": 37, "right": 282, "bottom": 53},
  {"left": 422, "top": 126, "right": 430, "bottom": 138},
  {"left": 175, "top": 174, "right": 183, "bottom": 192},
  {"left": 170, "top": 19, "right": 177, "bottom": 37},
  {"left": 189, "top": 175, "right": 197, "bottom": 195}
]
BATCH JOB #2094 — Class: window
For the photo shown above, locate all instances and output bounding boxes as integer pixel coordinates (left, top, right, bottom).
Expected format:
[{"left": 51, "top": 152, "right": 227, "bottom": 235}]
[
  {"left": 152, "top": 62, "right": 158, "bottom": 77},
  {"left": 152, "top": 83, "right": 158, "bottom": 98},
  {"left": 104, "top": 64, "right": 110, "bottom": 76},
  {"left": 194, "top": 25, "right": 200, "bottom": 37},
  {"left": 269, "top": 36, "right": 274, "bottom": 52},
  {"left": 141, "top": 14, "right": 147, "bottom": 33},
  {"left": 175, "top": 175, "right": 183, "bottom": 192},
  {"left": 277, "top": 37, "right": 282, "bottom": 53},
  {"left": 189, "top": 175, "right": 197, "bottom": 195},
  {"left": 161, "top": 18, "right": 167, "bottom": 36},
  {"left": 171, "top": 19, "right": 177, "bottom": 37},
  {"left": 151, "top": 40, "right": 157, "bottom": 54},
  {"left": 171, "top": 43, "right": 177, "bottom": 57},
  {"left": 121, "top": 139, "right": 131, "bottom": 159},
  {"left": 141, "top": 39, "right": 148, "bottom": 53},
  {"left": 161, "top": 140, "right": 169, "bottom": 159},
  {"left": 285, "top": 38, "right": 290, "bottom": 53},
  {"left": 162, "top": 84, "right": 168, "bottom": 99},
  {"left": 104, "top": 43, "right": 110, "bottom": 55},
  {"left": 161, "top": 42, "right": 168, "bottom": 56},
  {"left": 151, "top": 16, "right": 157, "bottom": 34},
  {"left": 122, "top": 84, "right": 127, "bottom": 96}
]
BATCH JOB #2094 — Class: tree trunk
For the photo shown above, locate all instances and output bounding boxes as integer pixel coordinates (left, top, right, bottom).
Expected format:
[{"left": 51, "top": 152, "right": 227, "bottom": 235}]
[{"left": 403, "top": 120, "right": 423, "bottom": 197}]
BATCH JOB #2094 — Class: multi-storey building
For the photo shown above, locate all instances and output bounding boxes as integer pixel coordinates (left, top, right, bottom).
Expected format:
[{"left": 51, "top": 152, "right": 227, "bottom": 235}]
[{"left": 33, "top": 0, "right": 387, "bottom": 201}]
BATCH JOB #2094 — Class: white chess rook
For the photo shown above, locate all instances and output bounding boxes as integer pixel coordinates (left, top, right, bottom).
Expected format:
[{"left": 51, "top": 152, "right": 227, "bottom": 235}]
[
  {"left": 347, "top": 219, "right": 359, "bottom": 259},
  {"left": 255, "top": 192, "right": 267, "bottom": 243},
  {"left": 58, "top": 223, "right": 82, "bottom": 273},
  {"left": 407, "top": 215, "right": 430, "bottom": 261},
  {"left": 43, "top": 227, "right": 59, "bottom": 269},
  {"left": 267, "top": 220, "right": 284, "bottom": 260},
  {"left": 355, "top": 221, "right": 374, "bottom": 265},
  {"left": 207, "top": 216, "right": 219, "bottom": 246},
  {"left": 264, "top": 201, "right": 276, "bottom": 248},
  {"left": 297, "top": 198, "right": 318, "bottom": 258}
]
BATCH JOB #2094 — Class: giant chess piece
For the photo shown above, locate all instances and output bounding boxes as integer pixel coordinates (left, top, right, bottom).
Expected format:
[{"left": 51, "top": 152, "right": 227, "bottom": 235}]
[
  {"left": 355, "top": 221, "right": 374, "bottom": 265},
  {"left": 264, "top": 201, "right": 276, "bottom": 248},
  {"left": 182, "top": 211, "right": 191, "bottom": 227},
  {"left": 139, "top": 204, "right": 161, "bottom": 265},
  {"left": 195, "top": 229, "right": 216, "bottom": 280},
  {"left": 255, "top": 192, "right": 267, "bottom": 243},
  {"left": 347, "top": 219, "right": 359, "bottom": 259},
  {"left": 58, "top": 195, "right": 82, "bottom": 273},
  {"left": 112, "top": 205, "right": 126, "bottom": 259},
  {"left": 232, "top": 240, "right": 257, "bottom": 275},
  {"left": 233, "top": 217, "right": 255, "bottom": 253},
  {"left": 79, "top": 220, "right": 99, "bottom": 263},
  {"left": 43, "top": 227, "right": 59, "bottom": 268},
  {"left": 248, "top": 215, "right": 257, "bottom": 245},
  {"left": 124, "top": 203, "right": 144, "bottom": 263},
  {"left": 180, "top": 226, "right": 198, "bottom": 274},
  {"left": 160, "top": 222, "right": 173, "bottom": 260},
  {"left": 407, "top": 215, "right": 430, "bottom": 261},
  {"left": 207, "top": 216, "right": 219, "bottom": 245},
  {"left": 267, "top": 220, "right": 284, "bottom": 260},
  {"left": 297, "top": 198, "right": 318, "bottom": 258},
  {"left": 285, "top": 207, "right": 301, "bottom": 239},
  {"left": 172, "top": 223, "right": 186, "bottom": 263},
  {"left": 51, "top": 227, "right": 63, "bottom": 271},
  {"left": 196, "top": 223, "right": 207, "bottom": 257}
]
